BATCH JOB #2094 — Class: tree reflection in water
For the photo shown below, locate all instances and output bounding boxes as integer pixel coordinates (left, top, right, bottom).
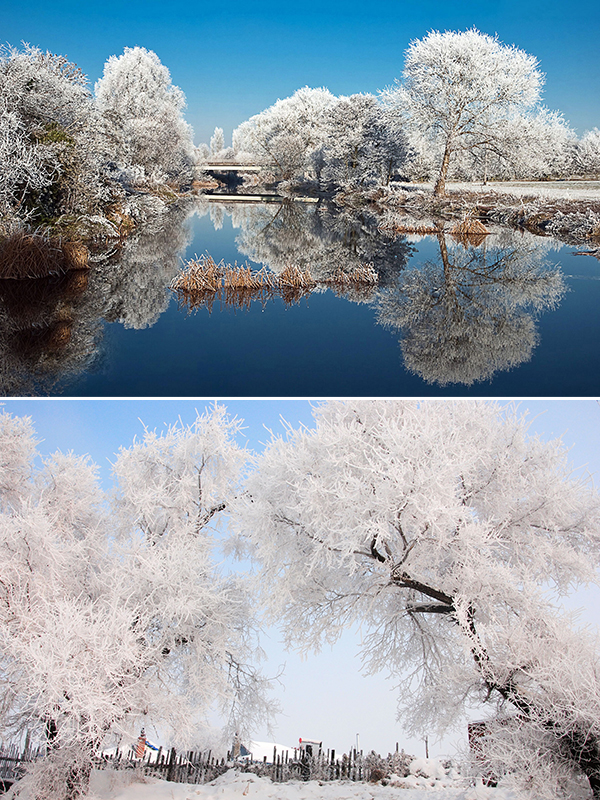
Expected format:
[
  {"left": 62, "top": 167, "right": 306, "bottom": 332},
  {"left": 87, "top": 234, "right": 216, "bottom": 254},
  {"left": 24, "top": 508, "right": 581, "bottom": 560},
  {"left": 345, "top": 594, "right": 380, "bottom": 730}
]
[
  {"left": 224, "top": 201, "right": 566, "bottom": 386},
  {"left": 0, "top": 197, "right": 568, "bottom": 394},
  {"left": 0, "top": 200, "right": 194, "bottom": 395},
  {"left": 232, "top": 199, "right": 413, "bottom": 287},
  {"left": 375, "top": 229, "right": 565, "bottom": 385}
]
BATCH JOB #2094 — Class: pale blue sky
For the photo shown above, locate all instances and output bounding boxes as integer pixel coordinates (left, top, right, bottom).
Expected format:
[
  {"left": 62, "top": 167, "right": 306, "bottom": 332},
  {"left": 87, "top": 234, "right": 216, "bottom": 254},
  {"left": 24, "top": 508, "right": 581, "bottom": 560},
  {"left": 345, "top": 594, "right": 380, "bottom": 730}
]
[
  {"left": 1, "top": 399, "right": 599, "bottom": 757},
  {"left": 1, "top": 0, "right": 598, "bottom": 144}
]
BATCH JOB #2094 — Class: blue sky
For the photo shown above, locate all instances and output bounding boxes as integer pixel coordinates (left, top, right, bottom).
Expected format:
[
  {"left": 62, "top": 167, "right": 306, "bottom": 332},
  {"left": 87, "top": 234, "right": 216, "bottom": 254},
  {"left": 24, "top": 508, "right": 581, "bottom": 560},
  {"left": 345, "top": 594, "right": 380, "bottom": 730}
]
[
  {"left": 2, "top": 0, "right": 599, "bottom": 144},
  {"left": 1, "top": 398, "right": 599, "bottom": 757}
]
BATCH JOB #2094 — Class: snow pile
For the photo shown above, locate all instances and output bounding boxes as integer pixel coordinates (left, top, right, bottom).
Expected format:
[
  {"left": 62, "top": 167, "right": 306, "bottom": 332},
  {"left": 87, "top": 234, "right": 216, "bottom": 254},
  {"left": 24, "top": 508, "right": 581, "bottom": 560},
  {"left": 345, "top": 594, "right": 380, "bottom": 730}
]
[
  {"left": 387, "top": 757, "right": 461, "bottom": 791},
  {"left": 245, "top": 741, "right": 296, "bottom": 762},
  {"left": 404, "top": 180, "right": 600, "bottom": 201}
]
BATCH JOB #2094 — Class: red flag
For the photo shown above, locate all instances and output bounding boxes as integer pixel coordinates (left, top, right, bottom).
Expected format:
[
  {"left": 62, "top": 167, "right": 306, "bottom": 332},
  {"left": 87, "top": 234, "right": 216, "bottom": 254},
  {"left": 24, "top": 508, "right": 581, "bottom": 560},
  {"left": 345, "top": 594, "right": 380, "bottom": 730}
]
[{"left": 136, "top": 730, "right": 146, "bottom": 759}]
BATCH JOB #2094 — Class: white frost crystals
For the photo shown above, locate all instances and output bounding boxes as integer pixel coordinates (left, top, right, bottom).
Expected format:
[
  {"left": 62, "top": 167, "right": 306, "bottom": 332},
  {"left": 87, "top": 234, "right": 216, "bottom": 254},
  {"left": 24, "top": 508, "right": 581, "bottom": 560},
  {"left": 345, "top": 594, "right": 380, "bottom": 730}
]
[
  {"left": 0, "top": 406, "right": 273, "bottom": 799},
  {"left": 234, "top": 400, "right": 600, "bottom": 798},
  {"left": 3, "top": 401, "right": 600, "bottom": 799},
  {"left": 94, "top": 46, "right": 195, "bottom": 184},
  {"left": 382, "top": 29, "right": 553, "bottom": 193}
]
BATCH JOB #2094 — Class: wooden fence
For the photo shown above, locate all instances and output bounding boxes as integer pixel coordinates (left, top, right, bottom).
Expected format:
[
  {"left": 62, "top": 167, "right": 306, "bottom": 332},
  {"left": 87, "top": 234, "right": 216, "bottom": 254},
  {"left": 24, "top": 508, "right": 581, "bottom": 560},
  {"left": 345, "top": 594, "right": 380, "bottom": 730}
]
[
  {"left": 97, "top": 746, "right": 231, "bottom": 785},
  {"left": 97, "top": 744, "right": 413, "bottom": 785},
  {"left": 0, "top": 742, "right": 414, "bottom": 789},
  {"left": 0, "top": 742, "right": 44, "bottom": 790}
]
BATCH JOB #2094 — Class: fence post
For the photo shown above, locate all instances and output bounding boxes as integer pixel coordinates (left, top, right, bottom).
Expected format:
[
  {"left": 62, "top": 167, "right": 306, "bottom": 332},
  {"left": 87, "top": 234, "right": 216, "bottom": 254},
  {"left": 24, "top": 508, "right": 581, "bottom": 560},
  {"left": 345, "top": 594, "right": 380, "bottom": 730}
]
[{"left": 166, "top": 748, "right": 177, "bottom": 782}]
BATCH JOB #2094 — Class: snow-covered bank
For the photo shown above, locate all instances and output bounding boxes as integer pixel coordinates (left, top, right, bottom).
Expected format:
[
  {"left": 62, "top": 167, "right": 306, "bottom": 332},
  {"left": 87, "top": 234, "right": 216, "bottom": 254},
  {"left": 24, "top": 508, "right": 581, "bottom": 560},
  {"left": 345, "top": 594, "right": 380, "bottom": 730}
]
[
  {"left": 401, "top": 181, "right": 600, "bottom": 201},
  {"left": 369, "top": 181, "right": 600, "bottom": 245},
  {"left": 79, "top": 768, "right": 523, "bottom": 800}
]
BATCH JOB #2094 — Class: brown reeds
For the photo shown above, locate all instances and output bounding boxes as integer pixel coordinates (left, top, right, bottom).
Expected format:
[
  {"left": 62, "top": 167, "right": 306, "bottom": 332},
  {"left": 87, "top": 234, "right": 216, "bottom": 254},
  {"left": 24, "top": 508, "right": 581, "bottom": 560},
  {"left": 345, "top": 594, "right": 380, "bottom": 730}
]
[
  {"left": 0, "top": 231, "right": 90, "bottom": 280},
  {"left": 171, "top": 253, "right": 379, "bottom": 314},
  {"left": 320, "top": 264, "right": 379, "bottom": 301},
  {"left": 278, "top": 265, "right": 317, "bottom": 289},
  {"left": 449, "top": 218, "right": 489, "bottom": 235},
  {"left": 222, "top": 263, "right": 277, "bottom": 290},
  {"left": 381, "top": 223, "right": 441, "bottom": 235},
  {"left": 61, "top": 241, "right": 89, "bottom": 270},
  {"left": 0, "top": 270, "right": 86, "bottom": 326},
  {"left": 11, "top": 319, "right": 74, "bottom": 358},
  {"left": 322, "top": 264, "right": 378, "bottom": 287},
  {"left": 448, "top": 217, "right": 490, "bottom": 248}
]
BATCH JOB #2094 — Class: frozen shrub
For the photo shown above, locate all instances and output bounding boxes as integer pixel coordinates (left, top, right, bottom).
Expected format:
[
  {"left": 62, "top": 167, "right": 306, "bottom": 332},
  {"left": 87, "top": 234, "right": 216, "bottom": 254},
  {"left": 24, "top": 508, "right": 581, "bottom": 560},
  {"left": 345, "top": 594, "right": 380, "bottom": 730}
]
[{"left": 546, "top": 209, "right": 600, "bottom": 241}]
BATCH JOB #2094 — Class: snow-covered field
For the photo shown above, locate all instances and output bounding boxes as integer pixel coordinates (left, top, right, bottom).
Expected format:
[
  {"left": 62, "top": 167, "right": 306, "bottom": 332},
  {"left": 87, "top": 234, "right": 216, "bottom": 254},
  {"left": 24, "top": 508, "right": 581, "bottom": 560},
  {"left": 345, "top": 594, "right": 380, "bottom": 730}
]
[
  {"left": 4, "top": 757, "right": 529, "bottom": 800},
  {"left": 81, "top": 768, "right": 522, "bottom": 800},
  {"left": 401, "top": 180, "right": 600, "bottom": 200}
]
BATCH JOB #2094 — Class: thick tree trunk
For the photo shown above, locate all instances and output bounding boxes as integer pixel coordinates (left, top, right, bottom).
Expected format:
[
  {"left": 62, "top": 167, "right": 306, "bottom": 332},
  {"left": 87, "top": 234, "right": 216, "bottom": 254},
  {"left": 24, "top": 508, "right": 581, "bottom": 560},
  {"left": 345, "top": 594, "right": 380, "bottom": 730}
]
[
  {"left": 469, "top": 623, "right": 600, "bottom": 798},
  {"left": 556, "top": 725, "right": 600, "bottom": 799},
  {"left": 65, "top": 759, "right": 92, "bottom": 800},
  {"left": 434, "top": 142, "right": 452, "bottom": 196},
  {"left": 398, "top": 572, "right": 600, "bottom": 798}
]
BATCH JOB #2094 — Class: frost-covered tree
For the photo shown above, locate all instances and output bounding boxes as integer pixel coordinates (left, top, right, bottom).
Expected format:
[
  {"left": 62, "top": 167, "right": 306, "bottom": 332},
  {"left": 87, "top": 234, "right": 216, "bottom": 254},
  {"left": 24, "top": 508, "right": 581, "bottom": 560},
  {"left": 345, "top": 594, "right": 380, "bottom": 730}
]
[
  {"left": 0, "top": 407, "right": 272, "bottom": 800},
  {"left": 384, "top": 29, "right": 544, "bottom": 194},
  {"left": 210, "top": 126, "right": 225, "bottom": 157},
  {"left": 0, "top": 102, "right": 53, "bottom": 216},
  {"left": 195, "top": 141, "right": 210, "bottom": 164},
  {"left": 232, "top": 87, "right": 336, "bottom": 180},
  {"left": 0, "top": 44, "right": 109, "bottom": 220},
  {"left": 94, "top": 46, "right": 194, "bottom": 185},
  {"left": 575, "top": 128, "right": 600, "bottom": 177},
  {"left": 319, "top": 94, "right": 408, "bottom": 189},
  {"left": 235, "top": 400, "right": 600, "bottom": 797},
  {"left": 450, "top": 108, "right": 576, "bottom": 182}
]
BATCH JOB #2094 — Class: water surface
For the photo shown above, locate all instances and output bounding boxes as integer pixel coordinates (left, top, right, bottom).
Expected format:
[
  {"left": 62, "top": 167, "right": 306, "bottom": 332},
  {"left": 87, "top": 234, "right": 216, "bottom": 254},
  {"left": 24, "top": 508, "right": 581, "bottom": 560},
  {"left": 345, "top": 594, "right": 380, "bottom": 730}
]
[{"left": 1, "top": 198, "right": 598, "bottom": 396}]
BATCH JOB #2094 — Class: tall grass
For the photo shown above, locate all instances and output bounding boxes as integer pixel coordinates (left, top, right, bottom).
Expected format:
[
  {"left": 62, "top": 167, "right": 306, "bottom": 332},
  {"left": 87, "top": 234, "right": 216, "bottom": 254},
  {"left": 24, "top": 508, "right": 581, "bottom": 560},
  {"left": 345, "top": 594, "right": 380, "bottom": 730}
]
[{"left": 0, "top": 231, "right": 89, "bottom": 280}]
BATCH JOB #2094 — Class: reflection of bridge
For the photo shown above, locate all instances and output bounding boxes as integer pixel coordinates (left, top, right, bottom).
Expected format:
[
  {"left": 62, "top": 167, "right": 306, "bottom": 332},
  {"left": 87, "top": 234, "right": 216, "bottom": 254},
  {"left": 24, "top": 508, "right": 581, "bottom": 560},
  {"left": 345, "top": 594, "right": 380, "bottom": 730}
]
[
  {"left": 204, "top": 194, "right": 318, "bottom": 204},
  {"left": 198, "top": 162, "right": 319, "bottom": 203}
]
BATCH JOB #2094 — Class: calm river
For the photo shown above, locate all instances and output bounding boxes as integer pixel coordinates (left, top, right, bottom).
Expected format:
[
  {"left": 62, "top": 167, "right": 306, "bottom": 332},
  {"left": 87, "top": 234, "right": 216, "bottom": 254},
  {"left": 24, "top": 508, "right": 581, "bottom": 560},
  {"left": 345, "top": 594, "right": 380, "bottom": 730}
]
[{"left": 2, "top": 197, "right": 599, "bottom": 396}]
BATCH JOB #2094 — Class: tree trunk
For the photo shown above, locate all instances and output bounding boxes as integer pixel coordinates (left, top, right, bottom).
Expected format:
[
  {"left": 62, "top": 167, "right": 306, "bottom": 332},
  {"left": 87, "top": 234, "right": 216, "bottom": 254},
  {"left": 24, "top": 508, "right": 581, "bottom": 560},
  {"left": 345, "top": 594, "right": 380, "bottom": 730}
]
[
  {"left": 65, "top": 759, "right": 92, "bottom": 800},
  {"left": 556, "top": 725, "right": 600, "bottom": 798},
  {"left": 470, "top": 628, "right": 600, "bottom": 798},
  {"left": 434, "top": 141, "right": 452, "bottom": 196},
  {"left": 405, "top": 581, "right": 600, "bottom": 797}
]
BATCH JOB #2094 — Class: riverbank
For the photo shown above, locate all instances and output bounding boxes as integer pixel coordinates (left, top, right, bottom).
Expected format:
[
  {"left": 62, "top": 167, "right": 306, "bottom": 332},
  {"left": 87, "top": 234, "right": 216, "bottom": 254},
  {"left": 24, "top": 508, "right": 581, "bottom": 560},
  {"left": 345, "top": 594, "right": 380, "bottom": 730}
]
[
  {"left": 366, "top": 181, "right": 600, "bottom": 247},
  {"left": 0, "top": 185, "right": 192, "bottom": 280}
]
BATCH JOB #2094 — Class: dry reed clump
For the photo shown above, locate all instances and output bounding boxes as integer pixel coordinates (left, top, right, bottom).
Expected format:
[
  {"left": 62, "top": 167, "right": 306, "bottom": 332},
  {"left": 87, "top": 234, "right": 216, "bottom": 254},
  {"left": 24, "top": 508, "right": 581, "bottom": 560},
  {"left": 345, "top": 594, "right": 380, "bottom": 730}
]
[
  {"left": 0, "top": 232, "right": 89, "bottom": 280},
  {"left": 449, "top": 217, "right": 490, "bottom": 248},
  {"left": 222, "top": 263, "right": 277, "bottom": 290},
  {"left": 321, "top": 264, "right": 379, "bottom": 301},
  {"left": 449, "top": 218, "right": 490, "bottom": 236},
  {"left": 323, "top": 264, "right": 379, "bottom": 286},
  {"left": 0, "top": 271, "right": 88, "bottom": 327},
  {"left": 12, "top": 319, "right": 74, "bottom": 358},
  {"left": 278, "top": 265, "right": 317, "bottom": 289},
  {"left": 380, "top": 222, "right": 440, "bottom": 235},
  {"left": 171, "top": 253, "right": 379, "bottom": 313},
  {"left": 171, "top": 253, "right": 223, "bottom": 293},
  {"left": 61, "top": 241, "right": 89, "bottom": 269}
]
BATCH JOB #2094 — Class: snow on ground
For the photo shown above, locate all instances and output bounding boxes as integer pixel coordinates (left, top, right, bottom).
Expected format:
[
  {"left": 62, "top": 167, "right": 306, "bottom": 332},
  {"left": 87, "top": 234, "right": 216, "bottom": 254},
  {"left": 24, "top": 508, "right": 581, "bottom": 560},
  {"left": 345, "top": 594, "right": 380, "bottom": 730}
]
[
  {"left": 82, "top": 766, "right": 523, "bottom": 800},
  {"left": 400, "top": 180, "right": 600, "bottom": 200}
]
